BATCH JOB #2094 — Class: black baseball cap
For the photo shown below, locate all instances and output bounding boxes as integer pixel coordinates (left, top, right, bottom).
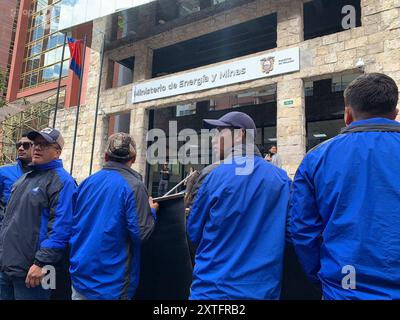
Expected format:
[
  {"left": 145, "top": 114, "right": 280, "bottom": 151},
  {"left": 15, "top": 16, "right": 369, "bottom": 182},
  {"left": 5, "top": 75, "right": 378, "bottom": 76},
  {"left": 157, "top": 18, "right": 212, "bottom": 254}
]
[
  {"left": 203, "top": 111, "right": 257, "bottom": 133},
  {"left": 27, "top": 128, "right": 65, "bottom": 150}
]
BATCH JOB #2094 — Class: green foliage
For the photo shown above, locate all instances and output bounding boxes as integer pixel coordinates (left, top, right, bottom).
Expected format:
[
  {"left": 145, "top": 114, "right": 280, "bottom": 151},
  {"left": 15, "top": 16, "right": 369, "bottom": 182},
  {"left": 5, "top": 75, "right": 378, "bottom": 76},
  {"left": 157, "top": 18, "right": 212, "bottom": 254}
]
[{"left": 0, "top": 70, "right": 7, "bottom": 107}]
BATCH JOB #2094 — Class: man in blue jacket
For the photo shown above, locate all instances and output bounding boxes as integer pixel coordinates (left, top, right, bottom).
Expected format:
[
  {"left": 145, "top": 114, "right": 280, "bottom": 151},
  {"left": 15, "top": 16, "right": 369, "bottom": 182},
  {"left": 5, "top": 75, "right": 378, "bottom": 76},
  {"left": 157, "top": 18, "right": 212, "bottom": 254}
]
[
  {"left": 290, "top": 73, "right": 400, "bottom": 300},
  {"left": 186, "top": 112, "right": 291, "bottom": 300},
  {"left": 0, "top": 134, "right": 33, "bottom": 227},
  {"left": 0, "top": 128, "right": 75, "bottom": 300},
  {"left": 70, "top": 132, "right": 158, "bottom": 300}
]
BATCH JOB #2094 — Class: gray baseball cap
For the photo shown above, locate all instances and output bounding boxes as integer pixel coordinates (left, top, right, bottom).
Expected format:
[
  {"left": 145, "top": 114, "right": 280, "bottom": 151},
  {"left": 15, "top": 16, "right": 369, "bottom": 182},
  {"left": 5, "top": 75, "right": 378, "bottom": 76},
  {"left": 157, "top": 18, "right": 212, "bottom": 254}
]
[{"left": 27, "top": 128, "right": 65, "bottom": 150}]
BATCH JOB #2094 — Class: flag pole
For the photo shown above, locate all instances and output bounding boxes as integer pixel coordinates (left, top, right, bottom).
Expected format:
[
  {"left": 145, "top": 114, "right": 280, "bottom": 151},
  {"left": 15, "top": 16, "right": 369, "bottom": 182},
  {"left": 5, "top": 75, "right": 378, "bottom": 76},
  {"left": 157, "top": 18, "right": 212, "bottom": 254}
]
[
  {"left": 70, "top": 34, "right": 87, "bottom": 176},
  {"left": 89, "top": 33, "right": 106, "bottom": 175},
  {"left": 52, "top": 33, "right": 67, "bottom": 128}
]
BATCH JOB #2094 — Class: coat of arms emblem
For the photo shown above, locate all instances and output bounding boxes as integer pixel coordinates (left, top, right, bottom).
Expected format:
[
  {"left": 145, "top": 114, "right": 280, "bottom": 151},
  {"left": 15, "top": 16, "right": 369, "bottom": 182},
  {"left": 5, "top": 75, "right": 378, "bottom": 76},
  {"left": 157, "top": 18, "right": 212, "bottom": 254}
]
[{"left": 260, "top": 57, "right": 275, "bottom": 75}]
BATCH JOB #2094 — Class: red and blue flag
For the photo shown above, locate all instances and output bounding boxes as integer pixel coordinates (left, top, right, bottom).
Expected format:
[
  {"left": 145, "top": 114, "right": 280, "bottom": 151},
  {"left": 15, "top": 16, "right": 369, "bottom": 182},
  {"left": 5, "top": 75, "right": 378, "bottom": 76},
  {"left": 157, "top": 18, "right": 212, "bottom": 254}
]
[{"left": 68, "top": 37, "right": 83, "bottom": 79}]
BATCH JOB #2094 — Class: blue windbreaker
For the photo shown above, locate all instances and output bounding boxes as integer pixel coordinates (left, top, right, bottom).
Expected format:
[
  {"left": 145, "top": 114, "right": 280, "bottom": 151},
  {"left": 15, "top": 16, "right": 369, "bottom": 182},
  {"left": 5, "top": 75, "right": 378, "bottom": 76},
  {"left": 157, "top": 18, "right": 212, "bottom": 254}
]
[
  {"left": 70, "top": 161, "right": 156, "bottom": 300},
  {"left": 290, "top": 118, "right": 400, "bottom": 300},
  {"left": 187, "top": 145, "right": 291, "bottom": 300},
  {"left": 0, "top": 160, "right": 26, "bottom": 225},
  {"left": 0, "top": 159, "right": 76, "bottom": 277}
]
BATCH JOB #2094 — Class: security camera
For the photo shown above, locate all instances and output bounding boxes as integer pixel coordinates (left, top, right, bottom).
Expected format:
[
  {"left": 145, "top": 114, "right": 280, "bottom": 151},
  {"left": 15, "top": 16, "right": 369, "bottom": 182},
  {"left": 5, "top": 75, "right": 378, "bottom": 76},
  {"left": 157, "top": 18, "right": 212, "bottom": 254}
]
[{"left": 356, "top": 58, "right": 365, "bottom": 71}]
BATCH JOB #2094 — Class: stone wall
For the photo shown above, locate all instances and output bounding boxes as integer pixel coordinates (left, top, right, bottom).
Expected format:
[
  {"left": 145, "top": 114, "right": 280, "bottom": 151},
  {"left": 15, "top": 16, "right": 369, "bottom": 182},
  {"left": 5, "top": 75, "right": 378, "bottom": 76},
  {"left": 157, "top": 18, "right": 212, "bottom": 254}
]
[{"left": 55, "top": 0, "right": 400, "bottom": 182}]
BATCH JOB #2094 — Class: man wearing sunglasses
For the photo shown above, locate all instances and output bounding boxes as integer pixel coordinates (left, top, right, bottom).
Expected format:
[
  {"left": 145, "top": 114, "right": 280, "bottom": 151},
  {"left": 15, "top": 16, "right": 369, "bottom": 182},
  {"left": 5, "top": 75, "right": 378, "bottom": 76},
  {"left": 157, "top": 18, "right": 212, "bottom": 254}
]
[
  {"left": 0, "top": 128, "right": 76, "bottom": 300},
  {"left": 0, "top": 134, "right": 33, "bottom": 228}
]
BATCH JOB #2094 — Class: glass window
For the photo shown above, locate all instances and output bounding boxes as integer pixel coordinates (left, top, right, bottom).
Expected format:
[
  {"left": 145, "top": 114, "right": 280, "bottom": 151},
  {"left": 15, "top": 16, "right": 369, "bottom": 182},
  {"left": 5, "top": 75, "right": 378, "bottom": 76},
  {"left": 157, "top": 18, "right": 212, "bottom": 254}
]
[
  {"left": 43, "top": 66, "right": 55, "bottom": 81},
  {"left": 32, "top": 25, "right": 45, "bottom": 41},
  {"left": 176, "top": 103, "right": 197, "bottom": 117},
  {"left": 44, "top": 49, "right": 57, "bottom": 66},
  {"left": 62, "top": 62, "right": 69, "bottom": 77},
  {"left": 25, "top": 60, "right": 33, "bottom": 73},
  {"left": 47, "top": 34, "right": 58, "bottom": 50},
  {"left": 157, "top": 0, "right": 229, "bottom": 25},
  {"left": 107, "top": 57, "right": 135, "bottom": 89},
  {"left": 29, "top": 73, "right": 38, "bottom": 86},
  {"left": 210, "top": 87, "right": 276, "bottom": 111},
  {"left": 304, "top": 0, "right": 361, "bottom": 41},
  {"left": 51, "top": 4, "right": 61, "bottom": 18},
  {"left": 30, "top": 42, "right": 43, "bottom": 57},
  {"left": 332, "top": 74, "right": 360, "bottom": 92},
  {"left": 32, "top": 14, "right": 44, "bottom": 27},
  {"left": 50, "top": 17, "right": 60, "bottom": 33},
  {"left": 263, "top": 127, "right": 277, "bottom": 145},
  {"left": 108, "top": 113, "right": 131, "bottom": 136},
  {"left": 21, "top": 0, "right": 70, "bottom": 90},
  {"left": 178, "top": 0, "right": 201, "bottom": 17},
  {"left": 36, "top": 0, "right": 51, "bottom": 12},
  {"left": 305, "top": 81, "right": 314, "bottom": 96},
  {"left": 307, "top": 119, "right": 344, "bottom": 150}
]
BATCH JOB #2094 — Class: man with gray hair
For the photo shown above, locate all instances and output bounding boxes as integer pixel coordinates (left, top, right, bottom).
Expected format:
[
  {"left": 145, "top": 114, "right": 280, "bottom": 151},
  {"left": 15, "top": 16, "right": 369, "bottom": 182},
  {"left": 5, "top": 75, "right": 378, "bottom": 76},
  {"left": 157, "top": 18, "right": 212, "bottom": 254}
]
[{"left": 69, "top": 132, "right": 158, "bottom": 300}]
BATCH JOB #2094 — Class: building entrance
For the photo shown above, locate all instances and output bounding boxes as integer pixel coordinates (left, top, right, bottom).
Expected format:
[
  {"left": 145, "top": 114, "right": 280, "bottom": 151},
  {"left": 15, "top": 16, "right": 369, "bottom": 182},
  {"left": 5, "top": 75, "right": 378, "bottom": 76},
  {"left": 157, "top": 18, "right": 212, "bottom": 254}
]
[{"left": 147, "top": 86, "right": 277, "bottom": 197}]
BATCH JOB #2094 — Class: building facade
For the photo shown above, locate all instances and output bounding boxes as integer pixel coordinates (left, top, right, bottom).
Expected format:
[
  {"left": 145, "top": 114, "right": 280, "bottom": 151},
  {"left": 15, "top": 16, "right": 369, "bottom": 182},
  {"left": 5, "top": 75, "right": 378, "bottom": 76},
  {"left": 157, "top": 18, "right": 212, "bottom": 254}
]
[
  {"left": 0, "top": 0, "right": 20, "bottom": 100},
  {"left": 6, "top": 0, "right": 91, "bottom": 108},
  {"left": 52, "top": 0, "right": 399, "bottom": 191}
]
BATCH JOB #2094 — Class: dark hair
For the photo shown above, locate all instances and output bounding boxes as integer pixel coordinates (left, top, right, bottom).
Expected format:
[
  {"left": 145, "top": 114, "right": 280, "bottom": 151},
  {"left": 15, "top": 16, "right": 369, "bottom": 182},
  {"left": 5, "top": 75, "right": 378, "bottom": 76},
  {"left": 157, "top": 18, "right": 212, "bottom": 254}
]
[
  {"left": 21, "top": 132, "right": 29, "bottom": 138},
  {"left": 344, "top": 73, "right": 399, "bottom": 117}
]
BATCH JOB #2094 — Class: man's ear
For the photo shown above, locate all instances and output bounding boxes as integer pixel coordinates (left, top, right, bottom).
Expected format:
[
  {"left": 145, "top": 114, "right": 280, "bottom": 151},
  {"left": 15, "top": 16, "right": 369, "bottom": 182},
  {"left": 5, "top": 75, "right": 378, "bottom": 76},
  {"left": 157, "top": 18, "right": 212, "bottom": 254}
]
[
  {"left": 237, "top": 128, "right": 246, "bottom": 144},
  {"left": 344, "top": 106, "right": 354, "bottom": 126}
]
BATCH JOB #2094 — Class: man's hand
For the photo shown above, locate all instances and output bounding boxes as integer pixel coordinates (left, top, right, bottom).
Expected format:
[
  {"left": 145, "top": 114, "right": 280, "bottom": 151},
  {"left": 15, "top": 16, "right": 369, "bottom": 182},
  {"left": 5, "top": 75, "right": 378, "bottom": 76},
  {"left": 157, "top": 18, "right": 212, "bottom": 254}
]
[
  {"left": 149, "top": 197, "right": 159, "bottom": 212},
  {"left": 25, "top": 264, "right": 44, "bottom": 288}
]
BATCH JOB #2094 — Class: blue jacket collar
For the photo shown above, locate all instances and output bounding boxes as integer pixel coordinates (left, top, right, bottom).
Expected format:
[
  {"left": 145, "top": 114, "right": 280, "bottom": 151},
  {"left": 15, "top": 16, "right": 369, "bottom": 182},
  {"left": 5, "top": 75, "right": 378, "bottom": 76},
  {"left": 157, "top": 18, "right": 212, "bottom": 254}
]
[
  {"left": 103, "top": 161, "right": 143, "bottom": 181},
  {"left": 224, "top": 143, "right": 262, "bottom": 161},
  {"left": 16, "top": 158, "right": 33, "bottom": 173},
  {"left": 29, "top": 159, "right": 63, "bottom": 171},
  {"left": 16, "top": 159, "right": 24, "bottom": 168},
  {"left": 349, "top": 117, "right": 400, "bottom": 127}
]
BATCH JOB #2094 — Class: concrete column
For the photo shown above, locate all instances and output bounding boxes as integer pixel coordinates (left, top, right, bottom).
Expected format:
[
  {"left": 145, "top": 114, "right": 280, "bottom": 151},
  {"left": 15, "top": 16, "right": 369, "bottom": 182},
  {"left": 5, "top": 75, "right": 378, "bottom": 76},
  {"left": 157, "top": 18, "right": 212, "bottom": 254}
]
[
  {"left": 130, "top": 107, "right": 149, "bottom": 178},
  {"left": 133, "top": 43, "right": 153, "bottom": 82},
  {"left": 276, "top": 78, "right": 306, "bottom": 178},
  {"left": 130, "top": 42, "right": 153, "bottom": 180},
  {"left": 275, "top": 0, "right": 306, "bottom": 177},
  {"left": 277, "top": 0, "right": 304, "bottom": 48}
]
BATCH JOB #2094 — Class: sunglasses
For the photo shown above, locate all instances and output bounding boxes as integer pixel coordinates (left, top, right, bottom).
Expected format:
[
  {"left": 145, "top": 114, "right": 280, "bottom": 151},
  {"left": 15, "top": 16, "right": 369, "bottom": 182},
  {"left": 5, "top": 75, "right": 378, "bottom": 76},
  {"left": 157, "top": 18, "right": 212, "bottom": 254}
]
[
  {"left": 33, "top": 141, "right": 61, "bottom": 150},
  {"left": 16, "top": 142, "right": 33, "bottom": 150}
]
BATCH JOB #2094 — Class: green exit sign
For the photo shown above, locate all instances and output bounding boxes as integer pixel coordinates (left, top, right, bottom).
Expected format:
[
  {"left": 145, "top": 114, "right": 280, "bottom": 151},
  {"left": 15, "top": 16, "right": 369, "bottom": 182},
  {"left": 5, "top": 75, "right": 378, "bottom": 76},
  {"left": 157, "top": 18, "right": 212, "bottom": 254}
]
[{"left": 284, "top": 100, "right": 294, "bottom": 106}]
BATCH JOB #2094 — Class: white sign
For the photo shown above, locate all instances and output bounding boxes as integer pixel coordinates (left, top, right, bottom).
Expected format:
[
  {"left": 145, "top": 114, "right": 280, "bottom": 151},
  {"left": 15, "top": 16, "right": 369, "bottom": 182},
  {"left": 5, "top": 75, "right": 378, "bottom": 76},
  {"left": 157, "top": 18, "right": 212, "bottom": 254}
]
[{"left": 132, "top": 47, "right": 300, "bottom": 104}]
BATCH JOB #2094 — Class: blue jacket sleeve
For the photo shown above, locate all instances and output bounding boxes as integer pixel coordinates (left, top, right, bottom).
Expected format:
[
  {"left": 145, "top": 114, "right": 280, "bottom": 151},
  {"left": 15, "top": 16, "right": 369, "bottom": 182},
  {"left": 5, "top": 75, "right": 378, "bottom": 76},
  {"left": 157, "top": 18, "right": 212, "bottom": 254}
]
[
  {"left": 35, "top": 176, "right": 76, "bottom": 266},
  {"left": 0, "top": 172, "right": 4, "bottom": 225},
  {"left": 290, "top": 160, "right": 323, "bottom": 285},
  {"left": 0, "top": 171, "right": 4, "bottom": 197},
  {"left": 187, "top": 176, "right": 215, "bottom": 247},
  {"left": 125, "top": 183, "right": 155, "bottom": 244}
]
